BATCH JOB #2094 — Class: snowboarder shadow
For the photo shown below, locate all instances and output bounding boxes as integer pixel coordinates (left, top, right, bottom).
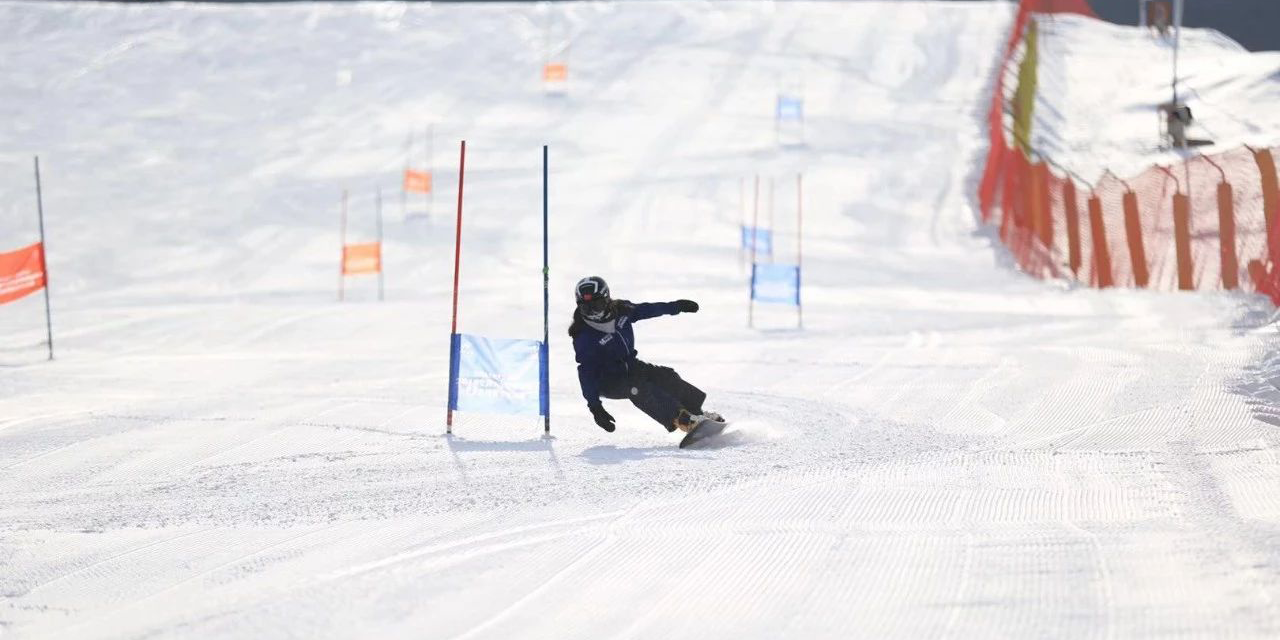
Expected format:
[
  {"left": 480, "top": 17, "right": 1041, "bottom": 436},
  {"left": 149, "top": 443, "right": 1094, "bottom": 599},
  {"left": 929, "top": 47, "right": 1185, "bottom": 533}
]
[
  {"left": 445, "top": 434, "right": 563, "bottom": 481},
  {"left": 444, "top": 436, "right": 555, "bottom": 453},
  {"left": 579, "top": 444, "right": 685, "bottom": 465}
]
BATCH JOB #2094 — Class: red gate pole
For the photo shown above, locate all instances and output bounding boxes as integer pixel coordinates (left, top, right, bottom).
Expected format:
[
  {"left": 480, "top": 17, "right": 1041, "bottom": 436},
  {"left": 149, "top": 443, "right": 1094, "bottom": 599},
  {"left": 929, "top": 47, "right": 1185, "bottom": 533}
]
[{"left": 446, "top": 141, "right": 467, "bottom": 433}]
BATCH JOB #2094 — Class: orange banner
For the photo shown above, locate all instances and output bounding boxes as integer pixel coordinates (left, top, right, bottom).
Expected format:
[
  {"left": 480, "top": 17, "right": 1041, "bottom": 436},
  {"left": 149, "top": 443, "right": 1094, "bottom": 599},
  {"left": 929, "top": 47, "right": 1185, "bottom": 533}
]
[
  {"left": 0, "top": 242, "right": 46, "bottom": 305},
  {"left": 403, "top": 169, "right": 432, "bottom": 194},
  {"left": 543, "top": 63, "right": 568, "bottom": 83},
  {"left": 342, "top": 243, "right": 381, "bottom": 275}
]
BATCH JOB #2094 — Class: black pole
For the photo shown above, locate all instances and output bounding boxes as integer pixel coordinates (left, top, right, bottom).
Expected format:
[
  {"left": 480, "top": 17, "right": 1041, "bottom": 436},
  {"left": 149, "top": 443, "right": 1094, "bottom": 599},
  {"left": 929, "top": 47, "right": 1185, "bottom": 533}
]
[
  {"left": 34, "top": 156, "right": 53, "bottom": 361},
  {"left": 542, "top": 145, "right": 551, "bottom": 434},
  {"left": 376, "top": 187, "right": 385, "bottom": 302}
]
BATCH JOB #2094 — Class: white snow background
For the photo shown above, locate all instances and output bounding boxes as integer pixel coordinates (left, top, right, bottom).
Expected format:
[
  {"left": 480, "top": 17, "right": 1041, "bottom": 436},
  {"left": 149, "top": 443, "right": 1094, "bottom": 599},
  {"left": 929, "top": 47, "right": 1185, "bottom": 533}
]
[{"left": 1, "top": 1, "right": 1279, "bottom": 638}]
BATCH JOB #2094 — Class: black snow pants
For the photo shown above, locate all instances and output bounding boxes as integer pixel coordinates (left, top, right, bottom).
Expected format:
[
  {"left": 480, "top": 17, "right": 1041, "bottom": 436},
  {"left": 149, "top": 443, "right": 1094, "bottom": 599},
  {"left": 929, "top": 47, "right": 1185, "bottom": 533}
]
[{"left": 597, "top": 359, "right": 707, "bottom": 432}]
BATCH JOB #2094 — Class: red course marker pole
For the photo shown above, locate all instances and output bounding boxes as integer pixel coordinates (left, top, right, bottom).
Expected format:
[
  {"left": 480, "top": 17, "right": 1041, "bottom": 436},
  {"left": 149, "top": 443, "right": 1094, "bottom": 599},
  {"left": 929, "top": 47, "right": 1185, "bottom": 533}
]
[{"left": 446, "top": 141, "right": 466, "bottom": 434}]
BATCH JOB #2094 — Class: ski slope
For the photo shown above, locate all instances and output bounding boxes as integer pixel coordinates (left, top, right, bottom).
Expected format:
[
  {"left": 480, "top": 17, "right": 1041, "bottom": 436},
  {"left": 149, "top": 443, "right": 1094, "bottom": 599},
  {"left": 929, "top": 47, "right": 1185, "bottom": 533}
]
[
  {"left": 1030, "top": 12, "right": 1280, "bottom": 180},
  {"left": 2, "top": 1, "right": 1280, "bottom": 638}
]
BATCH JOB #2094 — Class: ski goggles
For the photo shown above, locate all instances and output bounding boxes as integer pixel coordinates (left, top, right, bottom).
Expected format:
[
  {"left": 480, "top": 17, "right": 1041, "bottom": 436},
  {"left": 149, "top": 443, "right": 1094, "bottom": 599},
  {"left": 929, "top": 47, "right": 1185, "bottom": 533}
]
[{"left": 577, "top": 294, "right": 610, "bottom": 316}]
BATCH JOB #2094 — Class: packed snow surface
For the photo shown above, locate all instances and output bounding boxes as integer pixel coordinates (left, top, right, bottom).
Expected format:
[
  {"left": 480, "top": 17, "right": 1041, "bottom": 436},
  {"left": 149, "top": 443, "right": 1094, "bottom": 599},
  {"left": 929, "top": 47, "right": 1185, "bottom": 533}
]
[
  {"left": 1029, "top": 12, "right": 1280, "bottom": 180},
  {"left": 2, "top": 2, "right": 1280, "bottom": 638}
]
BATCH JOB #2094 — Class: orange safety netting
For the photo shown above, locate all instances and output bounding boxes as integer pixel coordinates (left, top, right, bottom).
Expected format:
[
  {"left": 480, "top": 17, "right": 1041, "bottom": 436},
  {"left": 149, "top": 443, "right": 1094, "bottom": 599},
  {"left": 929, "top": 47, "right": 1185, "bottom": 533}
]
[{"left": 978, "top": 0, "right": 1280, "bottom": 305}]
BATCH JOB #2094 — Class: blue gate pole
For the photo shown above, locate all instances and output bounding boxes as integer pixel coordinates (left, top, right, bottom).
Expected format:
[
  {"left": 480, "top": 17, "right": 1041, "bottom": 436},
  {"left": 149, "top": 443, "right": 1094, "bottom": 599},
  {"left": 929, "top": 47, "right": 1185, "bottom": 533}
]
[{"left": 542, "top": 145, "right": 551, "bottom": 434}]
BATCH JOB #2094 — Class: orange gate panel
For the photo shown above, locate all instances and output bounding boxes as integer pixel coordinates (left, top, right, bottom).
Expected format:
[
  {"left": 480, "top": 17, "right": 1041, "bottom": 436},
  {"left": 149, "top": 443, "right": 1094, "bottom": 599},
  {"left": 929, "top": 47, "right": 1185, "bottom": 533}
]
[
  {"left": 0, "top": 242, "right": 46, "bottom": 305},
  {"left": 403, "top": 169, "right": 432, "bottom": 194},
  {"left": 543, "top": 63, "right": 568, "bottom": 83},
  {"left": 342, "top": 242, "right": 382, "bottom": 275}
]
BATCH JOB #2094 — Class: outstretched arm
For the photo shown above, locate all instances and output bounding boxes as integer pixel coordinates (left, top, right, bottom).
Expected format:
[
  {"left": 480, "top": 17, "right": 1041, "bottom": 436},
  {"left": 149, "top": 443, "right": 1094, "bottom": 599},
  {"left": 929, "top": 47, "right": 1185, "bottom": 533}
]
[{"left": 628, "top": 299, "right": 698, "bottom": 321}]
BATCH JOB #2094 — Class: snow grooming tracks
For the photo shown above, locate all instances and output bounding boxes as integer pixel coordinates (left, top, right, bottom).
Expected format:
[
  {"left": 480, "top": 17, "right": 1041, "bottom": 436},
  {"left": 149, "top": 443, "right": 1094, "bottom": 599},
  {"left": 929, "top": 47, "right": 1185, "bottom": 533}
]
[{"left": 4, "top": 0, "right": 1280, "bottom": 637}]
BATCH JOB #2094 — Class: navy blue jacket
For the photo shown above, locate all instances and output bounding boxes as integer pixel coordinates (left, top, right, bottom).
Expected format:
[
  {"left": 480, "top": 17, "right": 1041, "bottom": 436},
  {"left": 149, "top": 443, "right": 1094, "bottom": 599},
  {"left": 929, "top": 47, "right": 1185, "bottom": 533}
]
[{"left": 572, "top": 301, "right": 682, "bottom": 405}]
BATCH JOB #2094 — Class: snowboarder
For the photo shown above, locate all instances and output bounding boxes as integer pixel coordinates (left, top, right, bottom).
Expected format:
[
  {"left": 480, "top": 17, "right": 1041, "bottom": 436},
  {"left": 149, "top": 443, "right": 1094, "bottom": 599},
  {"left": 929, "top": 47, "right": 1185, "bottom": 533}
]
[{"left": 570, "top": 276, "right": 724, "bottom": 438}]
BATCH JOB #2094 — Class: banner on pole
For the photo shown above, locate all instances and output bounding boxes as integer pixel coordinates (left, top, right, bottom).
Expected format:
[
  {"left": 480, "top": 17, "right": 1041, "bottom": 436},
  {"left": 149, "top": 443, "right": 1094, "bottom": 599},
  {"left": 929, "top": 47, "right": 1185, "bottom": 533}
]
[
  {"left": 776, "top": 95, "right": 804, "bottom": 122},
  {"left": 403, "top": 169, "right": 432, "bottom": 194},
  {"left": 0, "top": 243, "right": 46, "bottom": 305},
  {"left": 740, "top": 226, "right": 774, "bottom": 255},
  {"left": 342, "top": 242, "right": 382, "bottom": 275},
  {"left": 448, "top": 333, "right": 549, "bottom": 416},
  {"left": 751, "top": 263, "right": 800, "bottom": 305},
  {"left": 543, "top": 63, "right": 568, "bottom": 83}
]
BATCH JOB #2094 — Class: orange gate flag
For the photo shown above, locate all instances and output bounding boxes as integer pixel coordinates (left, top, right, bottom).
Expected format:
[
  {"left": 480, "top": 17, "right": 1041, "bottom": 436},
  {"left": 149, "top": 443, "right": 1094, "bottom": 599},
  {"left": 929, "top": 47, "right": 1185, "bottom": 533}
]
[
  {"left": 0, "top": 242, "right": 46, "bottom": 305},
  {"left": 403, "top": 169, "right": 432, "bottom": 194},
  {"left": 543, "top": 63, "right": 568, "bottom": 83},
  {"left": 342, "top": 242, "right": 382, "bottom": 275}
]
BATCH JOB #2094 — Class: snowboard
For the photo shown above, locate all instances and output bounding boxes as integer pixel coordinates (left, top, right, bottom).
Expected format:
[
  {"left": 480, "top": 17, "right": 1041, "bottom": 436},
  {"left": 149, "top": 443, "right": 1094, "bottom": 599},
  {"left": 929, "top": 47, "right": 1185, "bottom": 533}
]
[{"left": 678, "top": 418, "right": 728, "bottom": 449}]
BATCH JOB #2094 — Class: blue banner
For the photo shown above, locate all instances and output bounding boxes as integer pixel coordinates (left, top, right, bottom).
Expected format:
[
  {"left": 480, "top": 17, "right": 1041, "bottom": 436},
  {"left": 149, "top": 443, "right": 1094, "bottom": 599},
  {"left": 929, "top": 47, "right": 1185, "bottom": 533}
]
[
  {"left": 740, "top": 225, "right": 774, "bottom": 255},
  {"left": 776, "top": 95, "right": 803, "bottom": 122},
  {"left": 448, "top": 333, "right": 548, "bottom": 416},
  {"left": 751, "top": 263, "right": 801, "bottom": 305}
]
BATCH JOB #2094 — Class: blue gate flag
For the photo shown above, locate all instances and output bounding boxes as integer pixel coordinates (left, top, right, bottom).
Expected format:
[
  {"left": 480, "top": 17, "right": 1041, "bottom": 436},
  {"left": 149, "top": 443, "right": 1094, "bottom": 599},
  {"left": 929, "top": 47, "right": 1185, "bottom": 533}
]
[
  {"left": 751, "top": 263, "right": 801, "bottom": 305},
  {"left": 776, "top": 95, "right": 803, "bottom": 122},
  {"left": 740, "top": 225, "right": 774, "bottom": 255},
  {"left": 448, "top": 333, "right": 549, "bottom": 415}
]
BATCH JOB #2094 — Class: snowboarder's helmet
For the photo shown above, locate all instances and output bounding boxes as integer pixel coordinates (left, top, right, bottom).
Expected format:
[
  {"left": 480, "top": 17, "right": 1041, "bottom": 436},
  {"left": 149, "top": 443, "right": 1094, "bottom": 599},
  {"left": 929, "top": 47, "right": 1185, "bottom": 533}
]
[{"left": 575, "top": 276, "right": 613, "bottom": 321}]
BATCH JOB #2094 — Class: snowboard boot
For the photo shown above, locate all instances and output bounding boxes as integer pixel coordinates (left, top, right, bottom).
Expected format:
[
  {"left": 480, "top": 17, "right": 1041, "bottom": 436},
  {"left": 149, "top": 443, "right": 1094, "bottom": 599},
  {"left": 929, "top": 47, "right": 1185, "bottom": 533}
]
[
  {"left": 674, "top": 409, "right": 702, "bottom": 433},
  {"left": 689, "top": 402, "right": 723, "bottom": 423}
]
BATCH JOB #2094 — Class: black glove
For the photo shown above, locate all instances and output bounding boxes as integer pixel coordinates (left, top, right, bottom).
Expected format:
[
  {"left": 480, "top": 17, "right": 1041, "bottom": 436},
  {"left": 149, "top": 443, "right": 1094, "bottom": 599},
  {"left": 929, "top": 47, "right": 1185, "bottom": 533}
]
[
  {"left": 588, "top": 402, "right": 615, "bottom": 432},
  {"left": 674, "top": 299, "right": 699, "bottom": 313}
]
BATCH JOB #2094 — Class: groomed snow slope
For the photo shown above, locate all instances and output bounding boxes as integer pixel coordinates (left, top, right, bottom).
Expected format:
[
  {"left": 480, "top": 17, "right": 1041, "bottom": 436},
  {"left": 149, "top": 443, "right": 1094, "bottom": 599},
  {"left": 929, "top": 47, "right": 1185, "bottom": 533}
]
[
  {"left": 2, "top": 2, "right": 1280, "bottom": 638},
  {"left": 1029, "top": 12, "right": 1280, "bottom": 180}
]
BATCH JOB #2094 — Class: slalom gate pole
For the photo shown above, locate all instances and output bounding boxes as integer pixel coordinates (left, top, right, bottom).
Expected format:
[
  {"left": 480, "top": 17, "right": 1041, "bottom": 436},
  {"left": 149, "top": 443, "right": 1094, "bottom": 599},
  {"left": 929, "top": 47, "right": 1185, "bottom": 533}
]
[
  {"left": 376, "top": 187, "right": 385, "bottom": 302},
  {"left": 34, "top": 156, "right": 53, "bottom": 361},
  {"left": 542, "top": 145, "right": 551, "bottom": 434},
  {"left": 797, "top": 172, "right": 804, "bottom": 329},
  {"left": 749, "top": 174, "right": 759, "bottom": 328},
  {"left": 446, "top": 140, "right": 466, "bottom": 434},
  {"left": 768, "top": 176, "right": 775, "bottom": 261},
  {"left": 339, "top": 189, "right": 348, "bottom": 302}
]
